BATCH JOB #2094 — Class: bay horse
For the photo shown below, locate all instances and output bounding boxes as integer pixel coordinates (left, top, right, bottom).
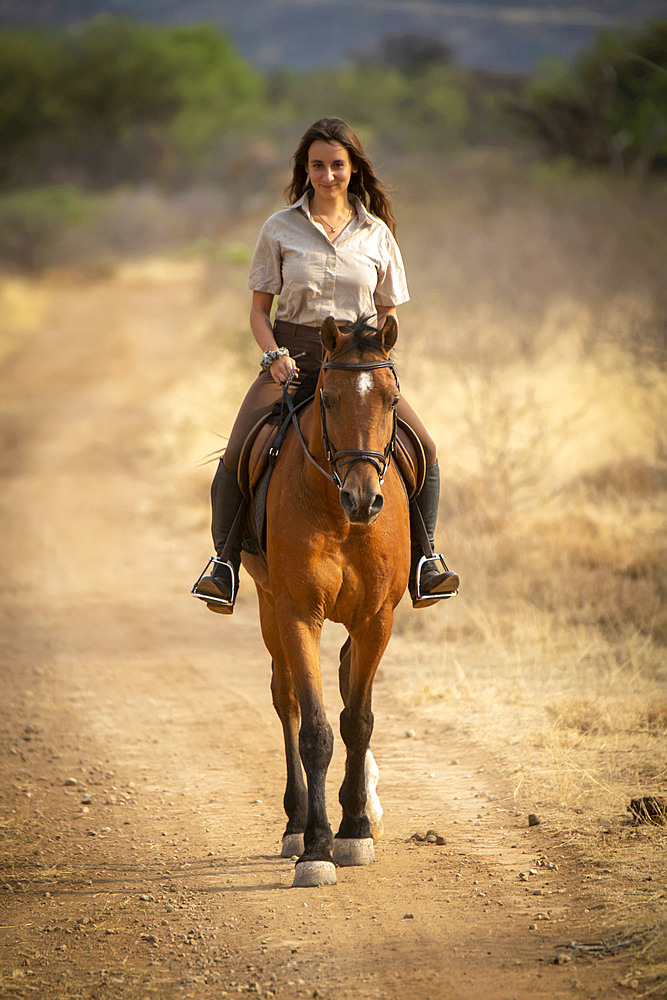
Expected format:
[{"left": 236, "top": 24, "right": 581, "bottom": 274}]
[{"left": 242, "top": 315, "right": 410, "bottom": 887}]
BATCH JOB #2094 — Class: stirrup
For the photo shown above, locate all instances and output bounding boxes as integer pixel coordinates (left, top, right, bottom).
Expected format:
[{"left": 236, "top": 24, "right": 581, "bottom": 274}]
[
  {"left": 191, "top": 556, "right": 236, "bottom": 609},
  {"left": 414, "top": 554, "right": 459, "bottom": 605}
]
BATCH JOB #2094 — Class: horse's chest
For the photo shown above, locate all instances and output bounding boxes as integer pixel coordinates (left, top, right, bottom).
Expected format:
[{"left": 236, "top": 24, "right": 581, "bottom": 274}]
[{"left": 330, "top": 543, "right": 394, "bottom": 610}]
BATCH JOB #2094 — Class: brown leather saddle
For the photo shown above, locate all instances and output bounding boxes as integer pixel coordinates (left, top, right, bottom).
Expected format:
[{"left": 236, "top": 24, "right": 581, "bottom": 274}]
[{"left": 237, "top": 396, "right": 426, "bottom": 554}]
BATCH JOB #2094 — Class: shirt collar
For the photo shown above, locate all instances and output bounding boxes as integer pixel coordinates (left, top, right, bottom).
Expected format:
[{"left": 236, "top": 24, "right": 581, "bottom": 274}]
[{"left": 291, "top": 190, "right": 370, "bottom": 225}]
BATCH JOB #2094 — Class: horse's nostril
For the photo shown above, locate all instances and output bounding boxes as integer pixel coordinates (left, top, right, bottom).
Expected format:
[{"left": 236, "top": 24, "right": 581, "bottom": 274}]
[
  {"left": 370, "top": 494, "right": 384, "bottom": 515},
  {"left": 340, "top": 491, "right": 354, "bottom": 512}
]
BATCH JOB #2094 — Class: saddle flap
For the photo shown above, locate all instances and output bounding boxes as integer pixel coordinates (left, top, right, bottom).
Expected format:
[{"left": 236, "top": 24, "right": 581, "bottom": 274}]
[
  {"left": 395, "top": 418, "right": 426, "bottom": 502},
  {"left": 238, "top": 416, "right": 278, "bottom": 498}
]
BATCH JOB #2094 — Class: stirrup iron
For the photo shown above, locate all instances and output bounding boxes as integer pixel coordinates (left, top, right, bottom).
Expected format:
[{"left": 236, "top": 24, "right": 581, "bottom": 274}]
[
  {"left": 414, "top": 553, "right": 458, "bottom": 603},
  {"left": 191, "top": 556, "right": 236, "bottom": 608}
]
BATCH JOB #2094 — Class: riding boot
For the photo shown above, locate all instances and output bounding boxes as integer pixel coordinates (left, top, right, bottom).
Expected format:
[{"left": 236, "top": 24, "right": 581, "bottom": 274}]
[
  {"left": 194, "top": 460, "right": 245, "bottom": 614},
  {"left": 408, "top": 461, "right": 460, "bottom": 608}
]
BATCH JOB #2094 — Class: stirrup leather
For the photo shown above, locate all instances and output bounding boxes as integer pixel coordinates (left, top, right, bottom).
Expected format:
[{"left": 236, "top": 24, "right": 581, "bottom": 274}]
[
  {"left": 191, "top": 556, "right": 237, "bottom": 608},
  {"left": 414, "top": 554, "right": 458, "bottom": 603}
]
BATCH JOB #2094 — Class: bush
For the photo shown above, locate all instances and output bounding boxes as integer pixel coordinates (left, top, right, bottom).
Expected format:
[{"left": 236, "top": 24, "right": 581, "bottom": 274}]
[
  {"left": 512, "top": 20, "right": 667, "bottom": 176},
  {"left": 0, "top": 19, "right": 267, "bottom": 189},
  {"left": 0, "top": 185, "right": 97, "bottom": 270},
  {"left": 268, "top": 62, "right": 469, "bottom": 153}
]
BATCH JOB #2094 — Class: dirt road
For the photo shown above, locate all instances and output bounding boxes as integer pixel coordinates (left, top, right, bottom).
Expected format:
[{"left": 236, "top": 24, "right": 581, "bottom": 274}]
[{"left": 0, "top": 269, "right": 649, "bottom": 999}]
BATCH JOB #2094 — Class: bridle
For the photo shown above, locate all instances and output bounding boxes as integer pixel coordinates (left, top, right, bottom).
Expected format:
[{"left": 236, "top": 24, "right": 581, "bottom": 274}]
[
  {"left": 281, "top": 357, "right": 400, "bottom": 491},
  {"left": 320, "top": 358, "right": 400, "bottom": 489}
]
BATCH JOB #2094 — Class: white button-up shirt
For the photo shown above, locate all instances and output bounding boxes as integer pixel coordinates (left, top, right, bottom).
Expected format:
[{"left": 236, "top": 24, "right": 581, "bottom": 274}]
[{"left": 247, "top": 191, "right": 410, "bottom": 326}]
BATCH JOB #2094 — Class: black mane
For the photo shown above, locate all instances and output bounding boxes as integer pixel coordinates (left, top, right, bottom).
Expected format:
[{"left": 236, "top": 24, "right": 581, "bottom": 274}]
[{"left": 335, "top": 315, "right": 390, "bottom": 360}]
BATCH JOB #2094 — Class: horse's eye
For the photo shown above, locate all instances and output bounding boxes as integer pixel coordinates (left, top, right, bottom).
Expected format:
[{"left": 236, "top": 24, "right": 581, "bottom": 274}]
[
  {"left": 391, "top": 396, "right": 399, "bottom": 409},
  {"left": 322, "top": 394, "right": 331, "bottom": 410}
]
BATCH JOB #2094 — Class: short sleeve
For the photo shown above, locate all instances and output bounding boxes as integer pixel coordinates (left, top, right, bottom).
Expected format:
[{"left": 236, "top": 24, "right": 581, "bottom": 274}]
[
  {"left": 247, "top": 219, "right": 283, "bottom": 294},
  {"left": 373, "top": 228, "right": 410, "bottom": 307}
]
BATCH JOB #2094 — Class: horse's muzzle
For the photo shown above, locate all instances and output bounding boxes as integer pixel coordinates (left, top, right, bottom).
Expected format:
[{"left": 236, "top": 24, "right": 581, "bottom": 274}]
[{"left": 339, "top": 487, "right": 384, "bottom": 524}]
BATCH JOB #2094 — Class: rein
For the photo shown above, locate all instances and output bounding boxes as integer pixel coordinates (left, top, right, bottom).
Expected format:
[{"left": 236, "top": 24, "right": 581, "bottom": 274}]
[{"left": 280, "top": 358, "right": 400, "bottom": 491}]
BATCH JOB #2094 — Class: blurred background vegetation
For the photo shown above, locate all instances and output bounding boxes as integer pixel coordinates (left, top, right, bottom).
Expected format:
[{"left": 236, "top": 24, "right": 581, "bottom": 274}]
[{"left": 0, "top": 15, "right": 665, "bottom": 270}]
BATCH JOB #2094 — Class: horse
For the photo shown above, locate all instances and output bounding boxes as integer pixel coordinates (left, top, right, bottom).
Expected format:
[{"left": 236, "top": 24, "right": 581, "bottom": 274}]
[{"left": 242, "top": 315, "right": 410, "bottom": 887}]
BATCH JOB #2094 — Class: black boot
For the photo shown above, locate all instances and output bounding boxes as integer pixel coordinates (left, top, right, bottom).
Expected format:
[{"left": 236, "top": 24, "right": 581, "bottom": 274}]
[
  {"left": 409, "top": 462, "right": 460, "bottom": 608},
  {"left": 192, "top": 460, "right": 245, "bottom": 614}
]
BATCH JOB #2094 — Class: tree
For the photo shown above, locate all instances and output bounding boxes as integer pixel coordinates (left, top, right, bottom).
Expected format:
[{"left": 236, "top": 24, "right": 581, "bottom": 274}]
[
  {"left": 512, "top": 20, "right": 667, "bottom": 176},
  {"left": 0, "top": 18, "right": 266, "bottom": 188},
  {"left": 358, "top": 31, "right": 454, "bottom": 77}
]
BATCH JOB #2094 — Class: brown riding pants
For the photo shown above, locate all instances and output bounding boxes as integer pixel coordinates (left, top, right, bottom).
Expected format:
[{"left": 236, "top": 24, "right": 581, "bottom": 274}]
[{"left": 222, "top": 322, "right": 436, "bottom": 471}]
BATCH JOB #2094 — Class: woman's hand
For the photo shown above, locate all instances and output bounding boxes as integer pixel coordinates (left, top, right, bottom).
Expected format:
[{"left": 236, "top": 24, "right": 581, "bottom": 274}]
[{"left": 270, "top": 354, "right": 299, "bottom": 385}]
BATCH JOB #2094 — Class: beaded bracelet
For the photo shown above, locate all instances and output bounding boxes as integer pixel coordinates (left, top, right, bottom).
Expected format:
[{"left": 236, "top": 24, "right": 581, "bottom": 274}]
[{"left": 260, "top": 346, "right": 290, "bottom": 370}]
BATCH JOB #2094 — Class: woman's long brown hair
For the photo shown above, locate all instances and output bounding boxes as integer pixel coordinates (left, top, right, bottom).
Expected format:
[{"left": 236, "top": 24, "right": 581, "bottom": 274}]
[{"left": 285, "top": 118, "right": 397, "bottom": 237}]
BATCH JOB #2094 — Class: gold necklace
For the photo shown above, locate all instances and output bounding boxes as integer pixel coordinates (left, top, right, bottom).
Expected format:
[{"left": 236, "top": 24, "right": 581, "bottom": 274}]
[{"left": 313, "top": 208, "right": 352, "bottom": 234}]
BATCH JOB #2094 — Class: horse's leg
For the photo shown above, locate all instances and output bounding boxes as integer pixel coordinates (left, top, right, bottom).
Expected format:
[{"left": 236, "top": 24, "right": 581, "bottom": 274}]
[
  {"left": 256, "top": 590, "right": 307, "bottom": 857},
  {"left": 271, "top": 659, "right": 307, "bottom": 857},
  {"left": 339, "top": 635, "right": 383, "bottom": 842},
  {"left": 278, "top": 615, "right": 336, "bottom": 888},
  {"left": 338, "top": 634, "right": 352, "bottom": 702},
  {"left": 334, "top": 615, "right": 392, "bottom": 867}
]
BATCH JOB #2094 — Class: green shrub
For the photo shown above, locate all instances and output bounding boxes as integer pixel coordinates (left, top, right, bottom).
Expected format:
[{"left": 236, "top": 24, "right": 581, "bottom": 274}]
[
  {"left": 0, "top": 185, "right": 98, "bottom": 270},
  {"left": 513, "top": 20, "right": 667, "bottom": 176},
  {"left": 0, "top": 19, "right": 267, "bottom": 189}
]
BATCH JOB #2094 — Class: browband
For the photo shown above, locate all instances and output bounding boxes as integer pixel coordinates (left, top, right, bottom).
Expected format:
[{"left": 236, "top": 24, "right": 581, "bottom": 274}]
[{"left": 322, "top": 358, "right": 400, "bottom": 390}]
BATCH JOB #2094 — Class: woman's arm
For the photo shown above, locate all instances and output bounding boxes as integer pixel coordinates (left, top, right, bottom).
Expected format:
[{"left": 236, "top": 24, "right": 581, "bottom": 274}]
[
  {"left": 249, "top": 291, "right": 277, "bottom": 351},
  {"left": 249, "top": 290, "right": 297, "bottom": 385}
]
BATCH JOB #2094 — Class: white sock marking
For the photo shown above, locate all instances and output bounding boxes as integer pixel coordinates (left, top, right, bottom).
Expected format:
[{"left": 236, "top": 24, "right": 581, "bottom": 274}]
[{"left": 365, "top": 749, "right": 383, "bottom": 839}]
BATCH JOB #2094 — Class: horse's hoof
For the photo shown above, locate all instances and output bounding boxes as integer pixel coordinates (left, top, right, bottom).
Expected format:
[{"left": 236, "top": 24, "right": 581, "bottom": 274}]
[
  {"left": 281, "top": 833, "right": 305, "bottom": 857},
  {"left": 292, "top": 861, "right": 337, "bottom": 888},
  {"left": 332, "top": 838, "right": 375, "bottom": 866}
]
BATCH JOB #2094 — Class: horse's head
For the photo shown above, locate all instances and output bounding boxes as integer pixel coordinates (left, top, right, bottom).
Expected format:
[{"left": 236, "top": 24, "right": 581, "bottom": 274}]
[{"left": 319, "top": 315, "right": 399, "bottom": 525}]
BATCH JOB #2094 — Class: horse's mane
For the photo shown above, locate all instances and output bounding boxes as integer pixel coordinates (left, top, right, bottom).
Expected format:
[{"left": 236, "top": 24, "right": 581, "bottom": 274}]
[{"left": 333, "top": 315, "right": 390, "bottom": 361}]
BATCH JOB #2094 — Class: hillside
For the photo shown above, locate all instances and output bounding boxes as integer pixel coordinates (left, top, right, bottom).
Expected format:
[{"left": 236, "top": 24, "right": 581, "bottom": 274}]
[{"left": 0, "top": 0, "right": 665, "bottom": 70}]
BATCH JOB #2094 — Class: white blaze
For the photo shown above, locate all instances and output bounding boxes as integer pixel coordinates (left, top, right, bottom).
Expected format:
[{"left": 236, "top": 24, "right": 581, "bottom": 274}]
[{"left": 357, "top": 371, "right": 373, "bottom": 397}]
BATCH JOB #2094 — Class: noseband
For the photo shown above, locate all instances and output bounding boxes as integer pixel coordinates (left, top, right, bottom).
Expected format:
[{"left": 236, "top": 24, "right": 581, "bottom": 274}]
[{"left": 319, "top": 358, "right": 400, "bottom": 491}]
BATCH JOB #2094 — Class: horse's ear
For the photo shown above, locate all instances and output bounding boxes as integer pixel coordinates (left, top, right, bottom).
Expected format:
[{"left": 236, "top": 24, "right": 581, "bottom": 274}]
[
  {"left": 379, "top": 314, "right": 398, "bottom": 353},
  {"left": 320, "top": 316, "right": 340, "bottom": 354}
]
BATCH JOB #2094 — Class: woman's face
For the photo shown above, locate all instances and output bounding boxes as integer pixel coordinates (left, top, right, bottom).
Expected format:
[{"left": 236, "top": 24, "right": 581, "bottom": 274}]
[{"left": 306, "top": 140, "right": 355, "bottom": 199}]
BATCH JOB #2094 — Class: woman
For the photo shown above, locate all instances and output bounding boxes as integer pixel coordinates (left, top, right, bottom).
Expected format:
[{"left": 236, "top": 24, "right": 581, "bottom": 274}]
[{"left": 195, "top": 117, "right": 459, "bottom": 613}]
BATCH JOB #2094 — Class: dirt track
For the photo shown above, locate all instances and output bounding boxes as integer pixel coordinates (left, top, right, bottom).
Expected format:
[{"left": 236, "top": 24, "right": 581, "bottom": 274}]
[{"left": 0, "top": 270, "right": 646, "bottom": 999}]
